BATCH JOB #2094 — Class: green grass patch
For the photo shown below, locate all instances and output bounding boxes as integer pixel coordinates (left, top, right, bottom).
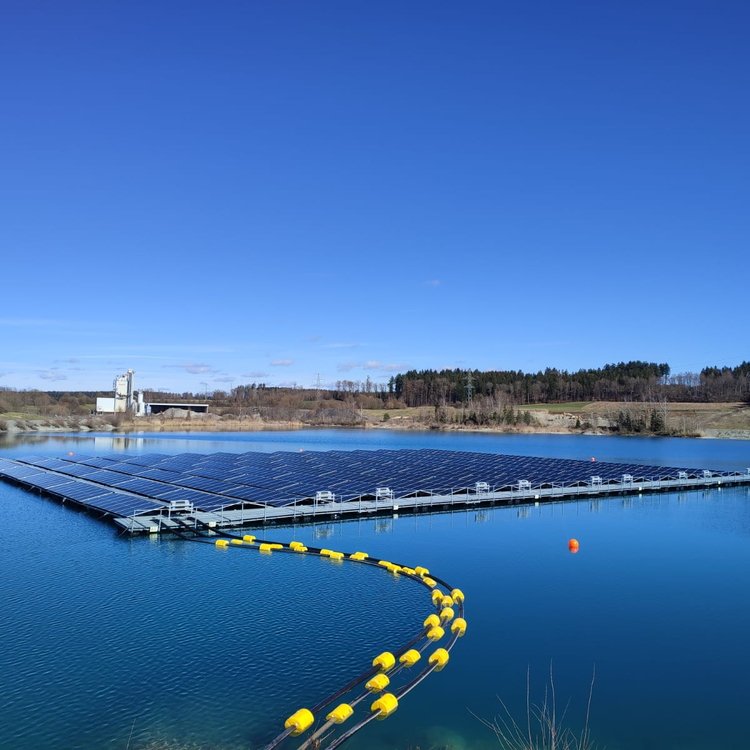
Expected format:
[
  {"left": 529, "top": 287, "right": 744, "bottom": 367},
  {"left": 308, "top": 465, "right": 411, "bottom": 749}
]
[{"left": 521, "top": 402, "right": 593, "bottom": 413}]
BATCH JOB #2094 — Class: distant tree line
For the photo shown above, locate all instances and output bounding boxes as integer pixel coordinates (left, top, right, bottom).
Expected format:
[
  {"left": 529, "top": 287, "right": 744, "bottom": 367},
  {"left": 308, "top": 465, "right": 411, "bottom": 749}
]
[{"left": 389, "top": 361, "right": 750, "bottom": 407}]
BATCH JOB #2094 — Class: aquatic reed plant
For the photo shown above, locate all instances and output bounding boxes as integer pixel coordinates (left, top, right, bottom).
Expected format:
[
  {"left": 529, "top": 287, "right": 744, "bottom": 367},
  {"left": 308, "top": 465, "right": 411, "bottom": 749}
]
[{"left": 475, "top": 665, "right": 598, "bottom": 750}]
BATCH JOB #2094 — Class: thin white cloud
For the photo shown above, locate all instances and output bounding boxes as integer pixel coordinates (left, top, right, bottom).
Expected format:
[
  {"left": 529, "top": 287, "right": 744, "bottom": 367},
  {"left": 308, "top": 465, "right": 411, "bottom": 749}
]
[
  {"left": 213, "top": 376, "right": 235, "bottom": 383},
  {"left": 243, "top": 371, "right": 269, "bottom": 378},
  {"left": 365, "top": 360, "right": 407, "bottom": 373},
  {"left": 424, "top": 279, "right": 441, "bottom": 287},
  {"left": 164, "top": 363, "right": 217, "bottom": 375},
  {"left": 270, "top": 359, "right": 294, "bottom": 367},
  {"left": 38, "top": 369, "right": 68, "bottom": 382}
]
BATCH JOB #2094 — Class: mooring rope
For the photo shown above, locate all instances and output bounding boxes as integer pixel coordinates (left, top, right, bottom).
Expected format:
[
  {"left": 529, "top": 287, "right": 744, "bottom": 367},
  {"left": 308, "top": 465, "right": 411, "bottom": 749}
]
[{"left": 170, "top": 518, "right": 466, "bottom": 749}]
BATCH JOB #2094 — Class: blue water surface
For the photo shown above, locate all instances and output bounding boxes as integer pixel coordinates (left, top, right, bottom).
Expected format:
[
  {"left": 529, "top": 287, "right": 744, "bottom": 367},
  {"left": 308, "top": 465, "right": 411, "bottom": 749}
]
[{"left": 1, "top": 430, "right": 749, "bottom": 750}]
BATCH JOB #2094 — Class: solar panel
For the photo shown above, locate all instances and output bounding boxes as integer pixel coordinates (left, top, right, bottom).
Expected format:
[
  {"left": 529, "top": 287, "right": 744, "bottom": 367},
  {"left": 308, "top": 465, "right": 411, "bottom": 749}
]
[{"left": 84, "top": 492, "right": 164, "bottom": 516}]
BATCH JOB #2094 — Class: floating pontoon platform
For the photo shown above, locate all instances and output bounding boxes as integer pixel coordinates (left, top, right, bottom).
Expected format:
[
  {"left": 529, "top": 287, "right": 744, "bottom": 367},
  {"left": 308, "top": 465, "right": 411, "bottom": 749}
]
[{"left": 0, "top": 449, "right": 748, "bottom": 534}]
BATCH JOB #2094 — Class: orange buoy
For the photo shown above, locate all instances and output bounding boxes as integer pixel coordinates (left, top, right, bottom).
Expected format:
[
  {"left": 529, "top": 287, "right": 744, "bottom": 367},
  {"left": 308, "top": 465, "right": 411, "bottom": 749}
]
[{"left": 568, "top": 538, "right": 580, "bottom": 553}]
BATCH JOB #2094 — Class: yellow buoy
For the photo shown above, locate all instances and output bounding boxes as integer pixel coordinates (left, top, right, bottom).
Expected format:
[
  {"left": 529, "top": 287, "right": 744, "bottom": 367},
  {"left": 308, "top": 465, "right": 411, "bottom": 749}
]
[
  {"left": 439, "top": 607, "right": 455, "bottom": 623},
  {"left": 284, "top": 708, "right": 314, "bottom": 735},
  {"left": 371, "top": 693, "right": 399, "bottom": 719},
  {"left": 423, "top": 613, "right": 441, "bottom": 629},
  {"left": 429, "top": 647, "right": 450, "bottom": 670},
  {"left": 450, "top": 588, "right": 465, "bottom": 604},
  {"left": 372, "top": 651, "right": 396, "bottom": 671},
  {"left": 451, "top": 617, "right": 467, "bottom": 637},
  {"left": 399, "top": 649, "right": 421, "bottom": 667},
  {"left": 326, "top": 703, "right": 353, "bottom": 724},
  {"left": 365, "top": 673, "right": 390, "bottom": 692},
  {"left": 426, "top": 625, "right": 445, "bottom": 642}
]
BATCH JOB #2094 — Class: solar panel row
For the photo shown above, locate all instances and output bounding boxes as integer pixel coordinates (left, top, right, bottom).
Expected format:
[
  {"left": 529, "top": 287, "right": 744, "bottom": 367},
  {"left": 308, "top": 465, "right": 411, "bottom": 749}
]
[
  {"left": 2, "top": 449, "right": 734, "bottom": 518},
  {"left": 0, "top": 459, "right": 164, "bottom": 517}
]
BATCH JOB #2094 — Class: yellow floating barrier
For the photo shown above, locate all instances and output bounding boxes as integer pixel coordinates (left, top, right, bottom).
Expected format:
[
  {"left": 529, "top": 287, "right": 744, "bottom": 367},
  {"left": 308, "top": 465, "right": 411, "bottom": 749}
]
[
  {"left": 284, "top": 707, "right": 314, "bottom": 735},
  {"left": 230, "top": 539, "right": 243, "bottom": 546},
  {"left": 451, "top": 587, "right": 465, "bottom": 604},
  {"left": 371, "top": 692, "right": 399, "bottom": 719},
  {"left": 423, "top": 613, "right": 441, "bottom": 629},
  {"left": 259, "top": 543, "right": 274, "bottom": 553},
  {"left": 431, "top": 589, "right": 444, "bottom": 605},
  {"left": 349, "top": 551, "right": 368, "bottom": 561},
  {"left": 440, "top": 595, "right": 454, "bottom": 608},
  {"left": 399, "top": 649, "right": 421, "bottom": 667},
  {"left": 426, "top": 625, "right": 445, "bottom": 641},
  {"left": 326, "top": 703, "right": 353, "bottom": 724},
  {"left": 365, "top": 673, "right": 390, "bottom": 692},
  {"left": 414, "top": 566, "right": 430, "bottom": 576},
  {"left": 328, "top": 551, "right": 344, "bottom": 561},
  {"left": 422, "top": 577, "right": 437, "bottom": 588},
  {"left": 242, "top": 535, "right": 256, "bottom": 543},
  {"left": 439, "top": 606, "right": 455, "bottom": 623},
  {"left": 215, "top": 539, "right": 229, "bottom": 548},
  {"left": 400, "top": 566, "right": 416, "bottom": 575},
  {"left": 269, "top": 543, "right": 283, "bottom": 550},
  {"left": 428, "top": 647, "right": 450, "bottom": 670},
  {"left": 292, "top": 545, "right": 308, "bottom": 553},
  {"left": 377, "top": 560, "right": 392, "bottom": 568},
  {"left": 289, "top": 541, "right": 305, "bottom": 550},
  {"left": 372, "top": 651, "right": 396, "bottom": 671},
  {"left": 451, "top": 617, "right": 467, "bottom": 637}
]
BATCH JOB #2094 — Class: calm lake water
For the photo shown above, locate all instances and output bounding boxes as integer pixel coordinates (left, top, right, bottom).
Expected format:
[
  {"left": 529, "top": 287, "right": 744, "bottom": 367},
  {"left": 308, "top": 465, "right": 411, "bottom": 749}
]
[{"left": 1, "top": 429, "right": 749, "bottom": 750}]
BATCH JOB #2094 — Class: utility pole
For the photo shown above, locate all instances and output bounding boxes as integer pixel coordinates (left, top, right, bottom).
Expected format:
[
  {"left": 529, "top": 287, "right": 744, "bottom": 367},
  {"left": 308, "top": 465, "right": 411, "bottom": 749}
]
[{"left": 465, "top": 370, "right": 474, "bottom": 403}]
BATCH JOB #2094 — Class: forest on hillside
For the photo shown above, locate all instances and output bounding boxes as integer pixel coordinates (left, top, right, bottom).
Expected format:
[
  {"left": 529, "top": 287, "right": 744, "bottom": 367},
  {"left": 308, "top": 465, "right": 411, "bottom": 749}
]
[{"left": 390, "top": 361, "right": 750, "bottom": 407}]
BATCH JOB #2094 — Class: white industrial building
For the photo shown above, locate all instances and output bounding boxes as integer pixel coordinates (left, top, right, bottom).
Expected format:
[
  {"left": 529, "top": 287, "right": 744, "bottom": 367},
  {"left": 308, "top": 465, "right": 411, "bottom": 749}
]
[{"left": 96, "top": 370, "right": 208, "bottom": 416}]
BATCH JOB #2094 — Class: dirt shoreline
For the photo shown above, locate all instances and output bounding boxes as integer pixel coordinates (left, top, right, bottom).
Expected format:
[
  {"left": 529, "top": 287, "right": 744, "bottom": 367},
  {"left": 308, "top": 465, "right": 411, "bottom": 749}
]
[{"left": 2, "top": 401, "right": 750, "bottom": 441}]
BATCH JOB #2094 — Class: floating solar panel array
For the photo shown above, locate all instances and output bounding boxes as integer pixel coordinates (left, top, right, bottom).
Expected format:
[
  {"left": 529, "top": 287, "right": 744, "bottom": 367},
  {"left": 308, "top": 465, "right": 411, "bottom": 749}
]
[
  {"left": 0, "top": 457, "right": 165, "bottom": 517},
  {"left": 0, "top": 449, "right": 737, "bottom": 520}
]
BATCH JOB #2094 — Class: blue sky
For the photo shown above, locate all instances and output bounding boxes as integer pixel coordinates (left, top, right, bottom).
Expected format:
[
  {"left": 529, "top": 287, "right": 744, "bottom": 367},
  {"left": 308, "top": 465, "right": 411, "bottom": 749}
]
[{"left": 2, "top": 1, "right": 748, "bottom": 393}]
